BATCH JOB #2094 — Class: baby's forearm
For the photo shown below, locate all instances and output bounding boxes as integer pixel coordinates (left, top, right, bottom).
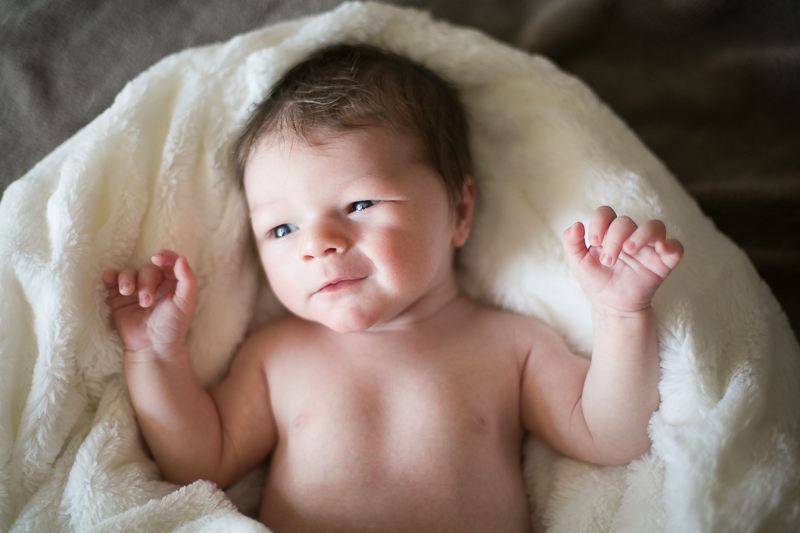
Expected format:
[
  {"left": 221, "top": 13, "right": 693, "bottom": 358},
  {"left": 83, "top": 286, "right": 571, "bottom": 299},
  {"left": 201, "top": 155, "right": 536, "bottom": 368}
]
[
  {"left": 125, "top": 347, "right": 230, "bottom": 486},
  {"left": 580, "top": 305, "right": 661, "bottom": 463}
]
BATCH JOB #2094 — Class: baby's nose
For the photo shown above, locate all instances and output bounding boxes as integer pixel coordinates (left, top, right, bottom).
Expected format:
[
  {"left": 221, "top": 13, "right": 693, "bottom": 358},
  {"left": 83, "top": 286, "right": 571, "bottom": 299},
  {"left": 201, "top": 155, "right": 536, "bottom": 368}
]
[{"left": 301, "top": 218, "right": 350, "bottom": 260}]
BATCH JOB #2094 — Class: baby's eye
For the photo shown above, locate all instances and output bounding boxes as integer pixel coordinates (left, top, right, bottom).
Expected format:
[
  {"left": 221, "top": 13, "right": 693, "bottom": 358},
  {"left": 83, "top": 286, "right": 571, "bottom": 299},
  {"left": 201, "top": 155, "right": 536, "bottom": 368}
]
[
  {"left": 272, "top": 223, "right": 298, "bottom": 238},
  {"left": 351, "top": 200, "right": 379, "bottom": 212}
]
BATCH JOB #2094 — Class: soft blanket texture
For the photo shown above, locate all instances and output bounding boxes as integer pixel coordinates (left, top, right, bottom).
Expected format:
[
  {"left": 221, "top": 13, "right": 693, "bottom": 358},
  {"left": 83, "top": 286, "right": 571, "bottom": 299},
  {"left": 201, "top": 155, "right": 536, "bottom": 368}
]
[{"left": 1, "top": 2, "right": 799, "bottom": 532}]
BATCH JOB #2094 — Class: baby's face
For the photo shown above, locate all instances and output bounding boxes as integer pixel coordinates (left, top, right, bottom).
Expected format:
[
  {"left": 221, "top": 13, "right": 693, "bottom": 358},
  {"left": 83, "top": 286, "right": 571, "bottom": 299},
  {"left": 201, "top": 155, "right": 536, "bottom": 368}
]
[{"left": 244, "top": 127, "right": 466, "bottom": 332}]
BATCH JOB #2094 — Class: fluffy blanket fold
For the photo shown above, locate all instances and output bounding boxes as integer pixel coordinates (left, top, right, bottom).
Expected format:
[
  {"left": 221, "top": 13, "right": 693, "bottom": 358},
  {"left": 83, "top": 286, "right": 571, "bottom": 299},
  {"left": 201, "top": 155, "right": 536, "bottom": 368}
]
[{"left": 1, "top": 2, "right": 798, "bottom": 532}]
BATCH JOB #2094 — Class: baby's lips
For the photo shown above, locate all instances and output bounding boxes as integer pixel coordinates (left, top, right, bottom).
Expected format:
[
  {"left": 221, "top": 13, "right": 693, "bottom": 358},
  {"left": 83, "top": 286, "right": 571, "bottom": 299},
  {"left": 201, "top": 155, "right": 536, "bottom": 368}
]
[{"left": 315, "top": 275, "right": 368, "bottom": 294}]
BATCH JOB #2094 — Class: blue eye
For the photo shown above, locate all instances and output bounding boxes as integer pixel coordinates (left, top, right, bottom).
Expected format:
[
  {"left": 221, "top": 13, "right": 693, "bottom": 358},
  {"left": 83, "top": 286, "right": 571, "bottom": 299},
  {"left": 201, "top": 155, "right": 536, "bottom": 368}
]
[
  {"left": 272, "top": 224, "right": 298, "bottom": 238},
  {"left": 352, "top": 200, "right": 376, "bottom": 212}
]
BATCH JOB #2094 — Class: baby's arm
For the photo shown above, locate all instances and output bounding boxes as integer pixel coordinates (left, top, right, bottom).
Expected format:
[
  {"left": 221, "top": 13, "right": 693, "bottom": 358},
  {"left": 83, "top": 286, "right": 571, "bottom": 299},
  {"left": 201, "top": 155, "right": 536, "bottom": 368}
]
[
  {"left": 103, "top": 251, "right": 276, "bottom": 487},
  {"left": 520, "top": 207, "right": 683, "bottom": 465}
]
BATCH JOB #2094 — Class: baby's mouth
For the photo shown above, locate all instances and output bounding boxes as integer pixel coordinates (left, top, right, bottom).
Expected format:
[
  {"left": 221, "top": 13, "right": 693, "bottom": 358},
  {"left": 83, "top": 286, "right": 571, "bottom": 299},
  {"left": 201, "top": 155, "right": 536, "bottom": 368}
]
[{"left": 316, "top": 277, "right": 367, "bottom": 294}]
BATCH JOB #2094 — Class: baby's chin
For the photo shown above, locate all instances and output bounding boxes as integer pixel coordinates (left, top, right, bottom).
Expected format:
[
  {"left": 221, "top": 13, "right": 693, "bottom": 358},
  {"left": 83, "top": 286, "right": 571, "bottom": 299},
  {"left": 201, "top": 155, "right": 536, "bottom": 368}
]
[
  {"left": 316, "top": 314, "right": 381, "bottom": 334},
  {"left": 299, "top": 307, "right": 391, "bottom": 334}
]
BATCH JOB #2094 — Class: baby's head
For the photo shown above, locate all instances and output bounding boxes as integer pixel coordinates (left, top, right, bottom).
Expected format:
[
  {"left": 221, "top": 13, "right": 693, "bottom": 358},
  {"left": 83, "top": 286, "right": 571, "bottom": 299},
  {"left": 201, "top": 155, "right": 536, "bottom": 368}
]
[
  {"left": 235, "top": 44, "right": 476, "bottom": 332},
  {"left": 235, "top": 43, "right": 472, "bottom": 208}
]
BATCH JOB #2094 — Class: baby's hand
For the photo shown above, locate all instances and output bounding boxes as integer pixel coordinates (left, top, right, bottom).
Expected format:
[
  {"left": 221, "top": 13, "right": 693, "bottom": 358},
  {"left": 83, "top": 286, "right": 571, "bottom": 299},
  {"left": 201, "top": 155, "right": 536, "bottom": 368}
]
[
  {"left": 102, "top": 250, "right": 197, "bottom": 358},
  {"left": 562, "top": 206, "right": 683, "bottom": 314}
]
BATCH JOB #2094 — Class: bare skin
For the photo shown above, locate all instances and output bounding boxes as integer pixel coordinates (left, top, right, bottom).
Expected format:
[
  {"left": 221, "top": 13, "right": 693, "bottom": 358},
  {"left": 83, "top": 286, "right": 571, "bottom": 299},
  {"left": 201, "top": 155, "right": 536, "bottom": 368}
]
[{"left": 103, "top": 127, "right": 683, "bottom": 532}]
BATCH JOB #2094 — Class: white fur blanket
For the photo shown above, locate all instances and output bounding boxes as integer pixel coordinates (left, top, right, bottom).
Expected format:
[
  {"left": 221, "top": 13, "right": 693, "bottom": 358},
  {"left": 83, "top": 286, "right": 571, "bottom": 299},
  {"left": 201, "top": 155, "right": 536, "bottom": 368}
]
[{"left": 1, "top": 2, "right": 799, "bottom": 532}]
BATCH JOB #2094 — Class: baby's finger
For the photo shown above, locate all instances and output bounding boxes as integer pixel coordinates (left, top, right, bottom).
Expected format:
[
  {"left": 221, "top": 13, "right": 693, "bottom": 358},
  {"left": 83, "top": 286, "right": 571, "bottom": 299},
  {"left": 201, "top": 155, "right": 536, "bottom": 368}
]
[
  {"left": 173, "top": 256, "right": 197, "bottom": 315},
  {"left": 118, "top": 268, "right": 139, "bottom": 296},
  {"left": 151, "top": 250, "right": 181, "bottom": 280},
  {"left": 655, "top": 239, "right": 684, "bottom": 270},
  {"left": 587, "top": 206, "right": 617, "bottom": 247},
  {"left": 102, "top": 270, "right": 126, "bottom": 303},
  {"left": 623, "top": 220, "right": 667, "bottom": 255},
  {"left": 102, "top": 270, "right": 119, "bottom": 289},
  {"left": 561, "top": 222, "right": 589, "bottom": 267},
  {"left": 152, "top": 249, "right": 180, "bottom": 267},
  {"left": 137, "top": 264, "right": 164, "bottom": 308},
  {"left": 599, "top": 216, "right": 637, "bottom": 266}
]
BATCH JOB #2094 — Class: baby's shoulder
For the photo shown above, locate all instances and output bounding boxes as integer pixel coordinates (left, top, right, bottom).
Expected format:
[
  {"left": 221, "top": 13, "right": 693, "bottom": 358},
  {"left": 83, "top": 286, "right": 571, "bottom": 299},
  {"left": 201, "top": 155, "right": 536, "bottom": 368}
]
[
  {"left": 465, "top": 298, "right": 552, "bottom": 333},
  {"left": 236, "top": 314, "right": 326, "bottom": 362},
  {"left": 461, "top": 298, "right": 562, "bottom": 356}
]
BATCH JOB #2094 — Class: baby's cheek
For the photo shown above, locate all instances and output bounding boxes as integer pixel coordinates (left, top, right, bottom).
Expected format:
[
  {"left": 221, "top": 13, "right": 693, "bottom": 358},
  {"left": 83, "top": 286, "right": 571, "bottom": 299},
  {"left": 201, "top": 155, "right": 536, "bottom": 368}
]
[
  {"left": 370, "top": 234, "right": 417, "bottom": 277},
  {"left": 390, "top": 235, "right": 443, "bottom": 289},
  {"left": 263, "top": 264, "right": 299, "bottom": 306}
]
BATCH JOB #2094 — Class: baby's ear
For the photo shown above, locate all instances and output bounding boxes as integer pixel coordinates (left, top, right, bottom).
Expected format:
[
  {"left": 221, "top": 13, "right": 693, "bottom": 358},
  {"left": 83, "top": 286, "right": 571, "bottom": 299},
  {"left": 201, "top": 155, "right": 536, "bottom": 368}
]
[{"left": 452, "top": 176, "right": 476, "bottom": 248}]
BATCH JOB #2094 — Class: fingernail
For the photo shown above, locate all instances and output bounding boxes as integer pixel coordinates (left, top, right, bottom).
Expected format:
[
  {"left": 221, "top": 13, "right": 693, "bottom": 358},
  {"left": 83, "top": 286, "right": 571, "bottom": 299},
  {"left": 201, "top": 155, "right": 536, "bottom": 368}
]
[
  {"left": 140, "top": 294, "right": 151, "bottom": 307},
  {"left": 590, "top": 235, "right": 599, "bottom": 246},
  {"left": 624, "top": 240, "right": 635, "bottom": 253},
  {"left": 122, "top": 282, "right": 132, "bottom": 293},
  {"left": 601, "top": 253, "right": 613, "bottom": 266}
]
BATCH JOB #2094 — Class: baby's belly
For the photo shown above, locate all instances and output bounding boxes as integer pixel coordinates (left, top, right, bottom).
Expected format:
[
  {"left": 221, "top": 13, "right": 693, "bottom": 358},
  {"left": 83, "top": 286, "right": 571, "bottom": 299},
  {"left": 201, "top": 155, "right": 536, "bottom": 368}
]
[{"left": 258, "top": 385, "right": 531, "bottom": 532}]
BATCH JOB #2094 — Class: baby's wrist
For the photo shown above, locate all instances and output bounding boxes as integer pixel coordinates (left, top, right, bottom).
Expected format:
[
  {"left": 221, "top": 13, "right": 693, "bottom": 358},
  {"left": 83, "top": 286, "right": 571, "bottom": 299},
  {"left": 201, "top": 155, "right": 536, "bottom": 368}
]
[
  {"left": 591, "top": 302, "right": 653, "bottom": 323},
  {"left": 125, "top": 343, "right": 191, "bottom": 365}
]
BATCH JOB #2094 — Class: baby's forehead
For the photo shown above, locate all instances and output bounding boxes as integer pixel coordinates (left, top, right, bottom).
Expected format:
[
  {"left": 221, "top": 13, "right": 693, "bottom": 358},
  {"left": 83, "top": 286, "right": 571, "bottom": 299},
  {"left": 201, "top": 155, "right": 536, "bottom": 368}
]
[
  {"left": 242, "top": 126, "right": 443, "bottom": 212},
  {"left": 252, "top": 122, "right": 423, "bottom": 152},
  {"left": 245, "top": 125, "right": 428, "bottom": 174}
]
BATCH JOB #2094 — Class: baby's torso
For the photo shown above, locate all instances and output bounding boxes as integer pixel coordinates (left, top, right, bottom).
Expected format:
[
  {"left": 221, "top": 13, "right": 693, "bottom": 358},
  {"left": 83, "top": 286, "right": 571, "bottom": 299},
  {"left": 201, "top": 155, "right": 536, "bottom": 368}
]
[{"left": 259, "top": 305, "right": 533, "bottom": 532}]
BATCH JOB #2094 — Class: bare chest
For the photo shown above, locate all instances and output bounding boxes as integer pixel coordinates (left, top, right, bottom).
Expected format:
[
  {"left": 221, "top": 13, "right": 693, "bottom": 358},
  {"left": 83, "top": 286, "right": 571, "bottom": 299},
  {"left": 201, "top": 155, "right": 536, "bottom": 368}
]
[
  {"left": 260, "top": 338, "right": 531, "bottom": 532},
  {"left": 271, "top": 336, "right": 521, "bottom": 449}
]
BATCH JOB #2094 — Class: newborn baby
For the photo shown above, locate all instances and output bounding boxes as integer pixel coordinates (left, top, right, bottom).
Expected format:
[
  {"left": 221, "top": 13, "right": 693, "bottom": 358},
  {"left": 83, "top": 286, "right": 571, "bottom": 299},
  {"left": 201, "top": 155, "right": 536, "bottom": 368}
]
[{"left": 103, "top": 44, "right": 683, "bottom": 532}]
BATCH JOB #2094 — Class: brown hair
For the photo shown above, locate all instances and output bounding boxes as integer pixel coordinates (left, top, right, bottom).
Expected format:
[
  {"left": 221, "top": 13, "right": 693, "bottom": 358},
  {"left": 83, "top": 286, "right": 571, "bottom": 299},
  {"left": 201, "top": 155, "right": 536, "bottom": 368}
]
[{"left": 233, "top": 43, "right": 472, "bottom": 207}]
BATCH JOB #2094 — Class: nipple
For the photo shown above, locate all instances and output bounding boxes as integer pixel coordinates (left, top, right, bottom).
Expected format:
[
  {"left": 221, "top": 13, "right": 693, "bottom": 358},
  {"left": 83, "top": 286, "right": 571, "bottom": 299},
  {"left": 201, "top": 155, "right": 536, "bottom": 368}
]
[
  {"left": 472, "top": 414, "right": 489, "bottom": 433},
  {"left": 292, "top": 413, "right": 309, "bottom": 432}
]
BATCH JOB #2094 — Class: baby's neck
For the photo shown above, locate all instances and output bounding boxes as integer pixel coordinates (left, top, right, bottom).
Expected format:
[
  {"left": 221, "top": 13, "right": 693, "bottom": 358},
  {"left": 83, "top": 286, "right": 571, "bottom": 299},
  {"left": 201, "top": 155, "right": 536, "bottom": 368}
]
[{"left": 364, "top": 276, "right": 466, "bottom": 334}]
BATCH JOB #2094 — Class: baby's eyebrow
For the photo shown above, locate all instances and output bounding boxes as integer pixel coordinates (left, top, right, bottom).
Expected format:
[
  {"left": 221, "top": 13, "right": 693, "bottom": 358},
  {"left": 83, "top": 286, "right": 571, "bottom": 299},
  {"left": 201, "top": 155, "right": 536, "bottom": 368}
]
[
  {"left": 247, "top": 206, "right": 283, "bottom": 226},
  {"left": 247, "top": 197, "right": 282, "bottom": 214}
]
